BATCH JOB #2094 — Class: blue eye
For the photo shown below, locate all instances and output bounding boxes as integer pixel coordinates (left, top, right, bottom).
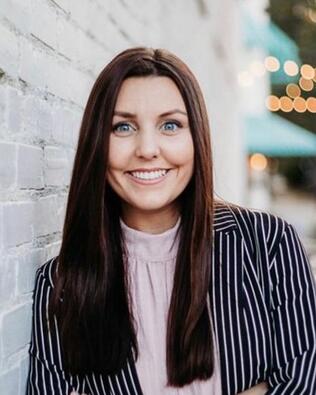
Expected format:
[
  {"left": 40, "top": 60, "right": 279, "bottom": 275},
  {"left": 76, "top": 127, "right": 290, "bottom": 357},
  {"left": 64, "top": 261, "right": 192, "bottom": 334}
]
[
  {"left": 112, "top": 122, "right": 133, "bottom": 134},
  {"left": 162, "top": 121, "right": 181, "bottom": 132}
]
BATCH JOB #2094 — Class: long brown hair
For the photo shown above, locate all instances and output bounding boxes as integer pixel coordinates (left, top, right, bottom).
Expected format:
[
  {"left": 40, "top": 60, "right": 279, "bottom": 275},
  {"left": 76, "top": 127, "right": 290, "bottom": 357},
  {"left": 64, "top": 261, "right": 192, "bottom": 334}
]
[{"left": 49, "top": 47, "right": 215, "bottom": 387}]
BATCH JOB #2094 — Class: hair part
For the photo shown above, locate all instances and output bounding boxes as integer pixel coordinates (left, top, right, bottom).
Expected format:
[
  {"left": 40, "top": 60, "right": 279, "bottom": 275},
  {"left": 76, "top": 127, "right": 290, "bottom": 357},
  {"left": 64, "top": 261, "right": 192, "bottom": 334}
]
[{"left": 49, "top": 46, "right": 215, "bottom": 387}]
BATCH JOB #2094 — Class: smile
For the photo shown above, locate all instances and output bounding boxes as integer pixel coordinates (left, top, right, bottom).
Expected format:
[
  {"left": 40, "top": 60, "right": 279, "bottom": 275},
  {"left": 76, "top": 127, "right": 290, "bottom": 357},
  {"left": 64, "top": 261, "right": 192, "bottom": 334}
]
[
  {"left": 126, "top": 169, "right": 171, "bottom": 185},
  {"left": 129, "top": 169, "right": 168, "bottom": 179}
]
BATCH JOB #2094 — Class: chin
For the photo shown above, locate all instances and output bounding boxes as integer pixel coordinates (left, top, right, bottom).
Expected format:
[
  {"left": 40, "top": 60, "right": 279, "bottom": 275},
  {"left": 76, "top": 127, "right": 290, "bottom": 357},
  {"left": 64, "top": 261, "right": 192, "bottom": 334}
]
[
  {"left": 127, "top": 198, "right": 173, "bottom": 212},
  {"left": 134, "top": 203, "right": 168, "bottom": 212}
]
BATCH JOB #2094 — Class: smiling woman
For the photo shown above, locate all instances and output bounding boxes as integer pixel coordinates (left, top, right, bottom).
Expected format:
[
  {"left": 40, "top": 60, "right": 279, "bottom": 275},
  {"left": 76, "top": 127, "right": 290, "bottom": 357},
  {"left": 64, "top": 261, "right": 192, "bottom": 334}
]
[
  {"left": 107, "top": 76, "right": 194, "bottom": 233},
  {"left": 25, "top": 47, "right": 316, "bottom": 395}
]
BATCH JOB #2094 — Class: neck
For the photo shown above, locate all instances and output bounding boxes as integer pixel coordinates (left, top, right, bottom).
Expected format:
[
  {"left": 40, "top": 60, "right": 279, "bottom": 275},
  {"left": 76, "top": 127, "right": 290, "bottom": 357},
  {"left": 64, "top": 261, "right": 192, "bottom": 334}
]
[{"left": 121, "top": 204, "right": 180, "bottom": 234}]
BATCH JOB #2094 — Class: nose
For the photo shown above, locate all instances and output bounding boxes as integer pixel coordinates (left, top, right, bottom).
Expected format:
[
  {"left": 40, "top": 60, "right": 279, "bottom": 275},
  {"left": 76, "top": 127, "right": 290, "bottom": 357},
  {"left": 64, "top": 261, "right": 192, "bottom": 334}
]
[{"left": 135, "top": 130, "right": 160, "bottom": 159}]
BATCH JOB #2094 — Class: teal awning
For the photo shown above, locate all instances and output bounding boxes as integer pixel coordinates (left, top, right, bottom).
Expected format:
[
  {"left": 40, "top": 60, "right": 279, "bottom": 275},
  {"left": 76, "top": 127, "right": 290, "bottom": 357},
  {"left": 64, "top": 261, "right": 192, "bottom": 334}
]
[
  {"left": 266, "top": 23, "right": 301, "bottom": 85},
  {"left": 245, "top": 114, "right": 316, "bottom": 157},
  {"left": 242, "top": 11, "right": 301, "bottom": 84}
]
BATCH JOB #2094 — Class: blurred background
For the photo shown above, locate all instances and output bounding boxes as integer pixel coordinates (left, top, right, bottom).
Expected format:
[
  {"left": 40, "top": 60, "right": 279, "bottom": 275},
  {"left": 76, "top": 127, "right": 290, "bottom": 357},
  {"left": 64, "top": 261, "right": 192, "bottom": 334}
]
[
  {"left": 0, "top": 0, "right": 315, "bottom": 392},
  {"left": 237, "top": 0, "right": 316, "bottom": 277}
]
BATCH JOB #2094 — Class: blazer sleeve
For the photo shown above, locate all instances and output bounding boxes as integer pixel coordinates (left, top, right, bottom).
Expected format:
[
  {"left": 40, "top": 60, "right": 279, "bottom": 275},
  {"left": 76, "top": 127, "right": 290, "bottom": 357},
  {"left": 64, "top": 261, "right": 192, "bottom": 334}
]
[
  {"left": 267, "top": 222, "right": 316, "bottom": 394},
  {"left": 25, "top": 267, "right": 86, "bottom": 395}
]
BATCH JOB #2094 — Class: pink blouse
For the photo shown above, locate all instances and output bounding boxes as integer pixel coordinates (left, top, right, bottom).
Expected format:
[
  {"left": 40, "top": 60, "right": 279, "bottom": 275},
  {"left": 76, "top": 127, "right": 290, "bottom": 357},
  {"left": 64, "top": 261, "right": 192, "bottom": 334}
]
[{"left": 120, "top": 216, "right": 222, "bottom": 394}]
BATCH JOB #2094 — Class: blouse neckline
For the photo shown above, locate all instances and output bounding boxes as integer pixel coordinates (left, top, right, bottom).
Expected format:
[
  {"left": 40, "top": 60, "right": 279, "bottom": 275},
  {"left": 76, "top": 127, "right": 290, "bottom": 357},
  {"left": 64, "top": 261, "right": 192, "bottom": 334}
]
[{"left": 119, "top": 216, "right": 181, "bottom": 262}]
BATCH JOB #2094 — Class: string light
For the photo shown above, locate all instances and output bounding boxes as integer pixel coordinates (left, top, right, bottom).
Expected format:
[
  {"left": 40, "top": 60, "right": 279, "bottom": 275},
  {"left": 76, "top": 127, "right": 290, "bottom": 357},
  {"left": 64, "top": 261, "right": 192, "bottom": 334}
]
[
  {"left": 301, "top": 64, "right": 315, "bottom": 80},
  {"left": 280, "top": 96, "right": 293, "bottom": 112},
  {"left": 247, "top": 56, "right": 316, "bottom": 114},
  {"left": 306, "top": 97, "right": 316, "bottom": 113},
  {"left": 264, "top": 56, "right": 280, "bottom": 72},
  {"left": 293, "top": 97, "right": 307, "bottom": 112},
  {"left": 265, "top": 95, "right": 316, "bottom": 113},
  {"left": 266, "top": 95, "right": 280, "bottom": 111},
  {"left": 299, "top": 77, "right": 314, "bottom": 91},
  {"left": 250, "top": 153, "right": 268, "bottom": 171},
  {"left": 286, "top": 83, "right": 301, "bottom": 98},
  {"left": 284, "top": 60, "right": 299, "bottom": 76}
]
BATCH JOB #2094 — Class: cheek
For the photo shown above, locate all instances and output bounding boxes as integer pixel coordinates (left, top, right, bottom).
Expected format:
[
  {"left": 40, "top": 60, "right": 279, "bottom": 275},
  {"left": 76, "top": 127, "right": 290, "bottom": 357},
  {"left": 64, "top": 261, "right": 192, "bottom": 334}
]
[
  {"left": 107, "top": 139, "right": 131, "bottom": 170},
  {"left": 168, "top": 134, "right": 194, "bottom": 168},
  {"left": 177, "top": 136, "right": 194, "bottom": 182}
]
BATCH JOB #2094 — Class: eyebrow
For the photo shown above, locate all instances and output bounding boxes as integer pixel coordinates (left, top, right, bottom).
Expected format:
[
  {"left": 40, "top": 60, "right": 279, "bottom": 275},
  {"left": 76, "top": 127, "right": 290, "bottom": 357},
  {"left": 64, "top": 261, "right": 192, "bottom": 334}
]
[{"left": 113, "top": 109, "right": 188, "bottom": 118}]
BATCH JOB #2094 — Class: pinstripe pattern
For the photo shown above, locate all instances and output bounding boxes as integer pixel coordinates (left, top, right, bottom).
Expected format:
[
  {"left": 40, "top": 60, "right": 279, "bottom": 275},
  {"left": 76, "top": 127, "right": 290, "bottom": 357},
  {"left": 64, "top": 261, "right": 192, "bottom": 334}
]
[{"left": 26, "top": 202, "right": 316, "bottom": 394}]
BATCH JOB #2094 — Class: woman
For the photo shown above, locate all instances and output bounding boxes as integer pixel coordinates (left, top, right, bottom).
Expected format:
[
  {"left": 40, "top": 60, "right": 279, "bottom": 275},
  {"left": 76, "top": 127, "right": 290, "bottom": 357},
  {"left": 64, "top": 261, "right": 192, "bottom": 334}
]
[{"left": 26, "top": 47, "right": 316, "bottom": 395}]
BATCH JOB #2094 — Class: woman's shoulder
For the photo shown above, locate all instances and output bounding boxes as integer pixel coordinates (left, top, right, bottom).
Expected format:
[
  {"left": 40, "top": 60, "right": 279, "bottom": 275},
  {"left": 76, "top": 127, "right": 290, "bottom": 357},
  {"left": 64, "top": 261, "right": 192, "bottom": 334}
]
[
  {"left": 215, "top": 199, "right": 289, "bottom": 230},
  {"left": 214, "top": 199, "right": 289, "bottom": 250},
  {"left": 35, "top": 255, "right": 59, "bottom": 289}
]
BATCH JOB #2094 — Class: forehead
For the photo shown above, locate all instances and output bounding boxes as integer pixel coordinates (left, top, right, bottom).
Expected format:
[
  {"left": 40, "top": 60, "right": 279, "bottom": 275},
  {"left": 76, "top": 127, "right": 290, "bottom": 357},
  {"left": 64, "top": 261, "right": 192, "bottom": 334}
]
[{"left": 114, "top": 76, "right": 187, "bottom": 112}]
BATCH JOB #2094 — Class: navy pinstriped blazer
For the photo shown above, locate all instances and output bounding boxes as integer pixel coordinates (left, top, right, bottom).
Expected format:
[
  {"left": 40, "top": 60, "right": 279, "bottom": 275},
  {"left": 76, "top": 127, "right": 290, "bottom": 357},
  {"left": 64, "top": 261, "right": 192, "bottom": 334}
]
[{"left": 26, "top": 202, "right": 316, "bottom": 394}]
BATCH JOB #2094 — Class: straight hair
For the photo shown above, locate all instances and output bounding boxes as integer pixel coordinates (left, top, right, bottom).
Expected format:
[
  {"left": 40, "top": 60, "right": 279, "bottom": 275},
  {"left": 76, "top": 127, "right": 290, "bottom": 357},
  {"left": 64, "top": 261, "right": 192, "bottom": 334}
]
[{"left": 49, "top": 47, "right": 216, "bottom": 387}]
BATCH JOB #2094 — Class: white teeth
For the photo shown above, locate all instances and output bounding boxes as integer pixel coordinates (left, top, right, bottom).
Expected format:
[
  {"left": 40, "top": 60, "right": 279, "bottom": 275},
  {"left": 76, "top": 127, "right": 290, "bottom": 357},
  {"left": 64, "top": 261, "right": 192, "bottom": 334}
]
[{"left": 130, "top": 169, "right": 168, "bottom": 180}]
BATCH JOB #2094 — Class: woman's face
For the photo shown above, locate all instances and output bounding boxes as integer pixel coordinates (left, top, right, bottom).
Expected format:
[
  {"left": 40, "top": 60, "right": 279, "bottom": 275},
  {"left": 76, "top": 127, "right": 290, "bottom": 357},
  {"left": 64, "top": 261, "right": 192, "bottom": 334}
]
[{"left": 106, "top": 76, "right": 194, "bottom": 217}]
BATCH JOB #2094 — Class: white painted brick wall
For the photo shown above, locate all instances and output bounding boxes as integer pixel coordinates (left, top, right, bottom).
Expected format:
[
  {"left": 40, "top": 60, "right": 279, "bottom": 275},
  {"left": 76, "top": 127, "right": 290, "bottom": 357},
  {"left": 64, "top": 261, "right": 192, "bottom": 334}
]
[
  {"left": 0, "top": 22, "right": 19, "bottom": 79},
  {"left": 44, "top": 146, "right": 69, "bottom": 186},
  {"left": 0, "top": 142, "right": 16, "bottom": 189},
  {"left": 0, "top": 204, "right": 3, "bottom": 250},
  {"left": 34, "top": 195, "right": 60, "bottom": 237},
  {"left": 6, "top": 87, "right": 24, "bottom": 136},
  {"left": 0, "top": 366, "right": 20, "bottom": 395},
  {"left": 3, "top": 201, "right": 36, "bottom": 248},
  {"left": 17, "top": 144, "right": 44, "bottom": 189},
  {"left": 0, "top": 256, "right": 17, "bottom": 304},
  {"left": 0, "top": 0, "right": 32, "bottom": 35},
  {"left": 0, "top": 0, "right": 242, "bottom": 392},
  {"left": 16, "top": 250, "right": 42, "bottom": 296},
  {"left": 0, "top": 84, "right": 6, "bottom": 129},
  {"left": 1, "top": 303, "right": 32, "bottom": 358}
]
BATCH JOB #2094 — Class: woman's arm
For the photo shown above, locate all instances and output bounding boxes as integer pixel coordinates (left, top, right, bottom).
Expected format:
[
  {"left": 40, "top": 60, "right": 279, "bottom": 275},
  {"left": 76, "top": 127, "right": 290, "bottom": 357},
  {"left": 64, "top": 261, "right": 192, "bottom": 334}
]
[
  {"left": 26, "top": 266, "right": 86, "bottom": 395},
  {"left": 267, "top": 223, "right": 316, "bottom": 394}
]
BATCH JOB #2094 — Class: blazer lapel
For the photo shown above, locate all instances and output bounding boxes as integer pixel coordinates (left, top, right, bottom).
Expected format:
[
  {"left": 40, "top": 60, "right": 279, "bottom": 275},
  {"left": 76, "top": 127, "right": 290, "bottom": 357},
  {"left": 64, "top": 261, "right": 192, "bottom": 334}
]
[{"left": 210, "top": 204, "right": 246, "bottom": 395}]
